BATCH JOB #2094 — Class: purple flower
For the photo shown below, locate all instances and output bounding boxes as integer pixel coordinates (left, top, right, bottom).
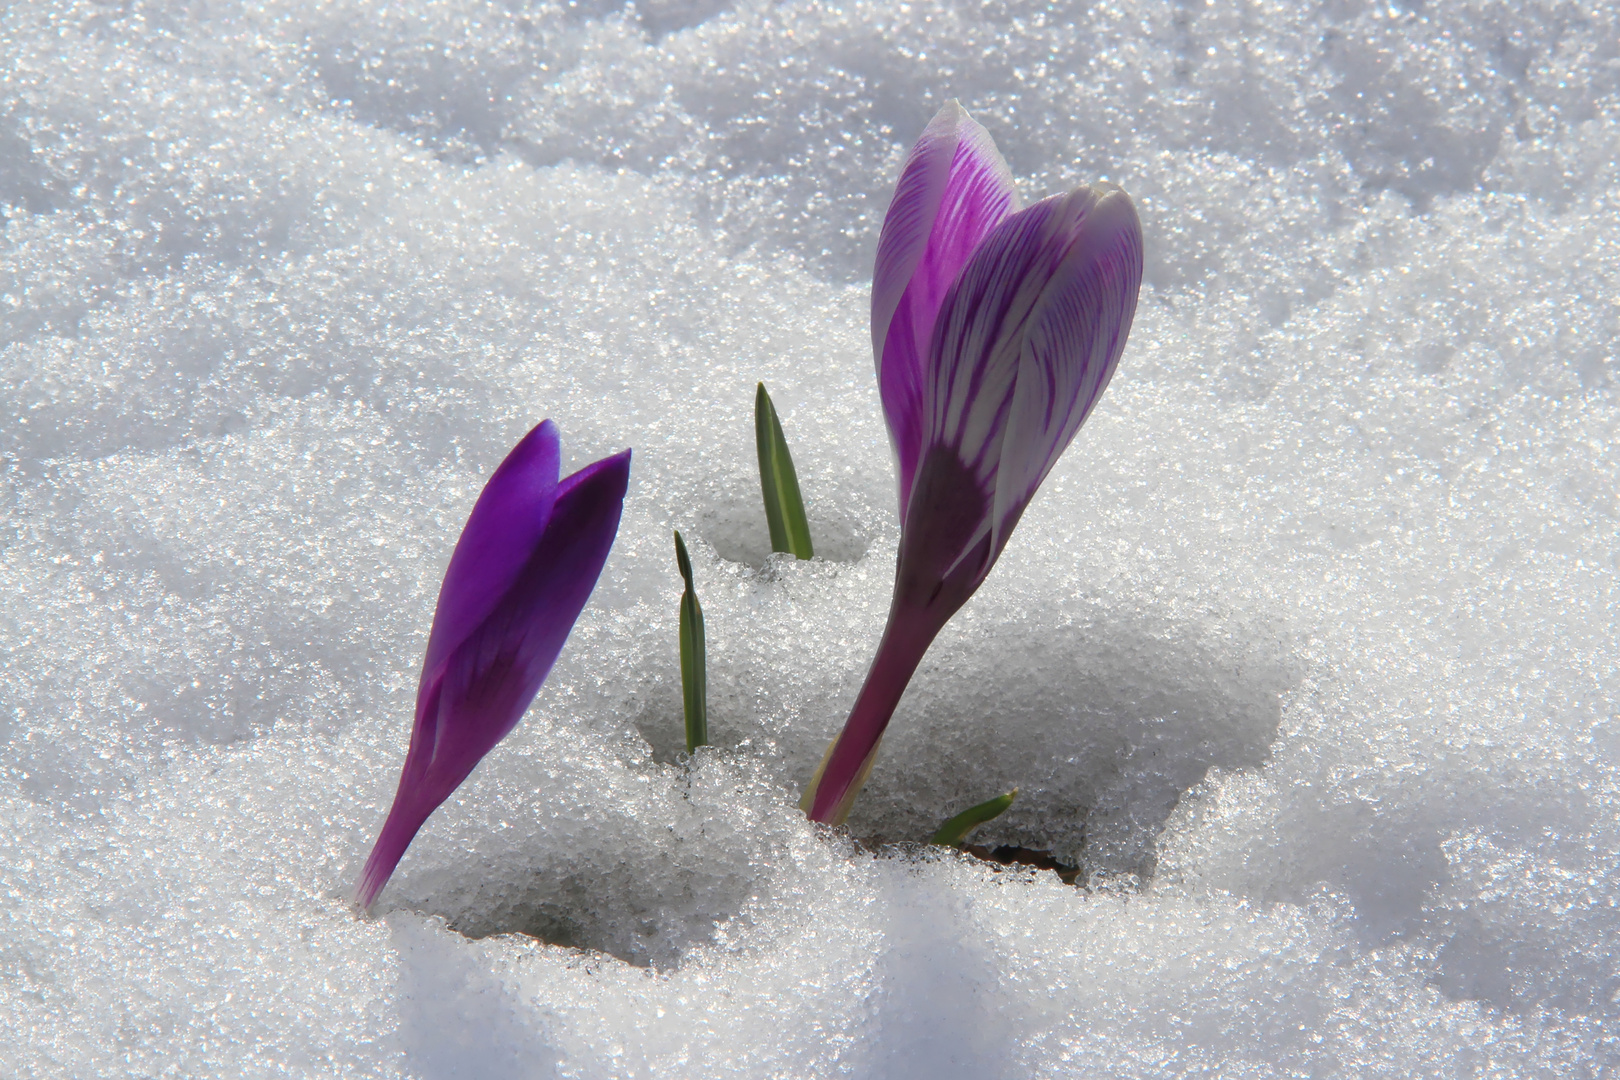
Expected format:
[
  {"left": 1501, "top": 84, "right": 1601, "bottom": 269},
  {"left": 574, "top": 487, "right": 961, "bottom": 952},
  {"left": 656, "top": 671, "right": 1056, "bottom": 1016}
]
[
  {"left": 804, "top": 102, "right": 1144, "bottom": 824},
  {"left": 356, "top": 421, "right": 630, "bottom": 909}
]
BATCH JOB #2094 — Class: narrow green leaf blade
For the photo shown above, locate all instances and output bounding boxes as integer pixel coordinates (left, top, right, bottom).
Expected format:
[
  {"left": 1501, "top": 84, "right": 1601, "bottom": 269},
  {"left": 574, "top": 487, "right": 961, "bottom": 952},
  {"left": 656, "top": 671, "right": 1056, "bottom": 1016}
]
[
  {"left": 673, "top": 530, "right": 707, "bottom": 753},
  {"left": 754, "top": 382, "right": 814, "bottom": 559},
  {"left": 755, "top": 384, "right": 789, "bottom": 553},
  {"left": 930, "top": 789, "right": 1018, "bottom": 846}
]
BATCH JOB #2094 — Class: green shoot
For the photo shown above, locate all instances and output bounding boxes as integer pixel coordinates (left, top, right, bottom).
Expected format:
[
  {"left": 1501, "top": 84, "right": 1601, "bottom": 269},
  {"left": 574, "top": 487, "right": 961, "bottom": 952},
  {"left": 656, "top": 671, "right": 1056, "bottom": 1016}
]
[
  {"left": 930, "top": 789, "right": 1018, "bottom": 847},
  {"left": 673, "top": 530, "right": 707, "bottom": 753},
  {"left": 754, "top": 382, "right": 814, "bottom": 559}
]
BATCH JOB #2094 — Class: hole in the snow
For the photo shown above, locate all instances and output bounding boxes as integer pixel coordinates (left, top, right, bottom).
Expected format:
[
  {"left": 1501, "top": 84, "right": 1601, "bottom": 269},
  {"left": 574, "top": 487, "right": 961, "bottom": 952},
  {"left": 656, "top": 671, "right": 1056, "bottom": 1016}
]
[
  {"left": 374, "top": 764, "right": 774, "bottom": 969},
  {"left": 698, "top": 492, "right": 870, "bottom": 567},
  {"left": 842, "top": 614, "right": 1292, "bottom": 884}
]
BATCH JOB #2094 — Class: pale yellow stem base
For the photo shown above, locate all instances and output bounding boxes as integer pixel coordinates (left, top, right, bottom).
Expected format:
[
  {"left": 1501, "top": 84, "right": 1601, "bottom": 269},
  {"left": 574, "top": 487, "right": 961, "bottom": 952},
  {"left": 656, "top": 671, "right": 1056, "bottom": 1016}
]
[{"left": 799, "top": 734, "right": 884, "bottom": 826}]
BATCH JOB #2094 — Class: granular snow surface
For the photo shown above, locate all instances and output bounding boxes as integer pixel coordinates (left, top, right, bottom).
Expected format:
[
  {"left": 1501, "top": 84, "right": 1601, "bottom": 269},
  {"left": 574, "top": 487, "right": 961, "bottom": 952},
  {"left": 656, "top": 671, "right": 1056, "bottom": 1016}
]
[{"left": 3, "top": 0, "right": 1620, "bottom": 1076}]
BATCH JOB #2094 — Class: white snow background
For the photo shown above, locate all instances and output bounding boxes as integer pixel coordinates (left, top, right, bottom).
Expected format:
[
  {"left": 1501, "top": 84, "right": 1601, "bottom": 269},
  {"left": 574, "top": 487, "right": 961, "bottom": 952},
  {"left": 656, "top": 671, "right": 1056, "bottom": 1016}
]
[{"left": 3, "top": 0, "right": 1619, "bottom": 1075}]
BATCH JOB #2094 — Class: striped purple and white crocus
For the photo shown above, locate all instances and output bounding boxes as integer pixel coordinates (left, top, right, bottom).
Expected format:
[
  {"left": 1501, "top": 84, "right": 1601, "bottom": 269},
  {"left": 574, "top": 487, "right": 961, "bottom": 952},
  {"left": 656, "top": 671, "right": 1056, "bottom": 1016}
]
[
  {"left": 356, "top": 420, "right": 630, "bottom": 909},
  {"left": 803, "top": 101, "right": 1144, "bottom": 825}
]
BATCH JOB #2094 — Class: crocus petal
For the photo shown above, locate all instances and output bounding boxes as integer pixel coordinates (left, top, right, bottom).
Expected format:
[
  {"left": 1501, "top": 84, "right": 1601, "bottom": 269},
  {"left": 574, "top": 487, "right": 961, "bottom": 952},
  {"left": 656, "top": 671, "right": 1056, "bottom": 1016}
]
[
  {"left": 871, "top": 100, "right": 1019, "bottom": 519},
  {"left": 356, "top": 446, "right": 631, "bottom": 910},
  {"left": 423, "top": 449, "right": 631, "bottom": 774},
  {"left": 917, "top": 192, "right": 1089, "bottom": 578},
  {"left": 420, "top": 420, "right": 561, "bottom": 686},
  {"left": 990, "top": 185, "right": 1142, "bottom": 558}
]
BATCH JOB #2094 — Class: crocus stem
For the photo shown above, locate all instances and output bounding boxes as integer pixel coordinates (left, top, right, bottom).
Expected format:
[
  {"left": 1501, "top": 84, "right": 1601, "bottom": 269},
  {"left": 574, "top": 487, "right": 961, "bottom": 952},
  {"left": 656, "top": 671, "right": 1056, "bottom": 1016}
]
[
  {"left": 356, "top": 793, "right": 434, "bottom": 910},
  {"left": 802, "top": 600, "right": 944, "bottom": 824}
]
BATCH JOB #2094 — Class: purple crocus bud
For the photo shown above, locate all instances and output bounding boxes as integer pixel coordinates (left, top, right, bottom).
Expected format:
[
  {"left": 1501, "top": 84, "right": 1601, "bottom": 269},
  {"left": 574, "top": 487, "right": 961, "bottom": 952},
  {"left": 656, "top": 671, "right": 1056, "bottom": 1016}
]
[
  {"left": 356, "top": 421, "right": 630, "bottom": 909},
  {"left": 804, "top": 106, "right": 1143, "bottom": 825}
]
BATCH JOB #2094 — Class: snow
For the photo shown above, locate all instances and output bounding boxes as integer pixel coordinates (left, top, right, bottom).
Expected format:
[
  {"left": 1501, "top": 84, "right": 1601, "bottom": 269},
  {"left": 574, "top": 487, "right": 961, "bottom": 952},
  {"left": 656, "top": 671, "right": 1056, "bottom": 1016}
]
[{"left": 3, "top": 0, "right": 1620, "bottom": 1075}]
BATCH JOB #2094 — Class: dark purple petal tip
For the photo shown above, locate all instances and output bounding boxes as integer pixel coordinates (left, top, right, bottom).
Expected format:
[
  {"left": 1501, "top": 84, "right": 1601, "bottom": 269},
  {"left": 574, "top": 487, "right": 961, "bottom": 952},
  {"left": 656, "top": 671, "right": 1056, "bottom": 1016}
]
[{"left": 420, "top": 420, "right": 561, "bottom": 685}]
